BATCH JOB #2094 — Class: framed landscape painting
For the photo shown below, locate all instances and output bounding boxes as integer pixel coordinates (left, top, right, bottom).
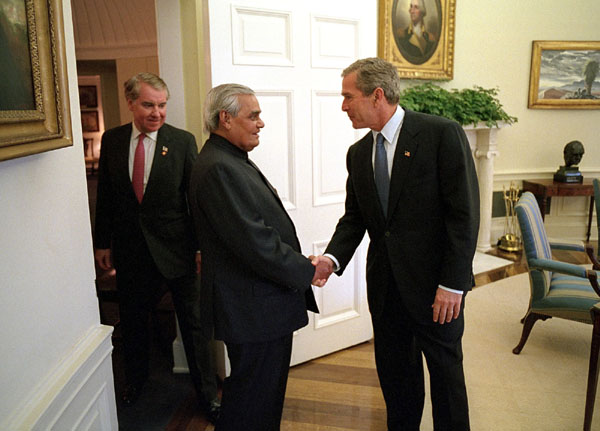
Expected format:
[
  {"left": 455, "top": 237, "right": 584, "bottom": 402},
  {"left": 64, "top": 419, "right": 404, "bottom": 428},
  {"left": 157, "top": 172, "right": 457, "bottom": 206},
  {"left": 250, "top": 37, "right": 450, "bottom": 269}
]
[{"left": 528, "top": 40, "right": 600, "bottom": 110}]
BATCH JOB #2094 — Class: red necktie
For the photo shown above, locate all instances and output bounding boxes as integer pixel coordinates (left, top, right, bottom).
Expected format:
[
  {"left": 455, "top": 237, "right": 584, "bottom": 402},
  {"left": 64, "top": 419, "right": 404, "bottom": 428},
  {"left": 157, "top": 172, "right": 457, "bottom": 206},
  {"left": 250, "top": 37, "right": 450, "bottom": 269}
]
[{"left": 132, "top": 133, "right": 145, "bottom": 203}]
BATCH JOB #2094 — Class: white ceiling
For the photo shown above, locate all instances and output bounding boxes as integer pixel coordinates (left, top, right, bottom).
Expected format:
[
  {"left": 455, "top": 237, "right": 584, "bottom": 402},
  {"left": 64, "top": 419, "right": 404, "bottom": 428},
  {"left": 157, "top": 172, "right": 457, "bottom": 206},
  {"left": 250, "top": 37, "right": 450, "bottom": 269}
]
[{"left": 70, "top": 0, "right": 157, "bottom": 60}]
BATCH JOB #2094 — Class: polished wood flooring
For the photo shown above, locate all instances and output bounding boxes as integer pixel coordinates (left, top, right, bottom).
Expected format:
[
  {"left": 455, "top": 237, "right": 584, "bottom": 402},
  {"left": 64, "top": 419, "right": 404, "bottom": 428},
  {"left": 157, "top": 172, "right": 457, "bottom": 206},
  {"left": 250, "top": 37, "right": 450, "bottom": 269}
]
[{"left": 163, "top": 243, "right": 596, "bottom": 430}]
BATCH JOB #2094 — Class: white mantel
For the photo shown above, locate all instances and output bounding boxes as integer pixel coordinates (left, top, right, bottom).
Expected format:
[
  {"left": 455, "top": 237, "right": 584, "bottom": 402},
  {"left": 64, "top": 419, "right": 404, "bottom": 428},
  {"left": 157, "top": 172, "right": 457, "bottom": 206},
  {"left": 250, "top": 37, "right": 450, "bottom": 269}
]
[{"left": 463, "top": 122, "right": 508, "bottom": 252}]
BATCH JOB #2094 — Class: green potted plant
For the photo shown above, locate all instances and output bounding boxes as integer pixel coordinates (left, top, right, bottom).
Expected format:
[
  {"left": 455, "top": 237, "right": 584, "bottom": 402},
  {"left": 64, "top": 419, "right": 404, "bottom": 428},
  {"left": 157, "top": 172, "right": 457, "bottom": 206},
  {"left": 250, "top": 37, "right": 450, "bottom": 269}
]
[{"left": 398, "top": 83, "right": 517, "bottom": 127}]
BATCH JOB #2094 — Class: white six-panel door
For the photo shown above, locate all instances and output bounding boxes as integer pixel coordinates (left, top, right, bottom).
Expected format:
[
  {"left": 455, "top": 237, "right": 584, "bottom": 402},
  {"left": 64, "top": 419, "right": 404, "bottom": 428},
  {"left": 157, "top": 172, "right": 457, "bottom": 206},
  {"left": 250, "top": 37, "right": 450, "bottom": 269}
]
[{"left": 207, "top": 0, "right": 377, "bottom": 365}]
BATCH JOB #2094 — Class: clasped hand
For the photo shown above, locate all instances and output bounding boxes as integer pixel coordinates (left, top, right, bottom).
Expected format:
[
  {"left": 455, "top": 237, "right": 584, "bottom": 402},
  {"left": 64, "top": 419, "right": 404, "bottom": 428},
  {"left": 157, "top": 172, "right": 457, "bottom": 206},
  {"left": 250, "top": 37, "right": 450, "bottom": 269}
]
[{"left": 309, "top": 255, "right": 334, "bottom": 287}]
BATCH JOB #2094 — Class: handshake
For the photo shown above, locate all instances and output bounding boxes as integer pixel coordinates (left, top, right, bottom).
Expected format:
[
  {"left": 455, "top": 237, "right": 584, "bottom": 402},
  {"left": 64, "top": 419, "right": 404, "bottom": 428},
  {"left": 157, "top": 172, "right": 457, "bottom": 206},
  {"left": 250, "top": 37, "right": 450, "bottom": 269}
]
[{"left": 309, "top": 255, "right": 335, "bottom": 287}]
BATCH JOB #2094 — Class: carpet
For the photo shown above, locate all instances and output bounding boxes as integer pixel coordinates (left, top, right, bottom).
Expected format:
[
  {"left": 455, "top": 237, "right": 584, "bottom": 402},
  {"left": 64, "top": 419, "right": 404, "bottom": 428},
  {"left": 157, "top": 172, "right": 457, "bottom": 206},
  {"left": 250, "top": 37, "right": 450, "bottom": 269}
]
[
  {"left": 472, "top": 251, "right": 513, "bottom": 275},
  {"left": 456, "top": 273, "right": 599, "bottom": 431}
]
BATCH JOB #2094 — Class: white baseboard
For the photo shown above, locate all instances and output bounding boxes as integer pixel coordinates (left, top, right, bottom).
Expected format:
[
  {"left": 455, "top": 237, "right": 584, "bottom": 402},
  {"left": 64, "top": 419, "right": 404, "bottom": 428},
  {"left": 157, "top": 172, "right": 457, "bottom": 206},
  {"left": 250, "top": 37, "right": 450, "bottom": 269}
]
[{"left": 2, "top": 325, "right": 118, "bottom": 431}]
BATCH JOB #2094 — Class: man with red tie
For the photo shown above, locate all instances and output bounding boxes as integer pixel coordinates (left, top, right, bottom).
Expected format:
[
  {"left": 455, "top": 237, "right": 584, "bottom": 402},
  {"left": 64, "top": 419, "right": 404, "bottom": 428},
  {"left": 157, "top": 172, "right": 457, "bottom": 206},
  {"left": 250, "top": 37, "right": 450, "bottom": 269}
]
[{"left": 94, "top": 73, "right": 220, "bottom": 422}]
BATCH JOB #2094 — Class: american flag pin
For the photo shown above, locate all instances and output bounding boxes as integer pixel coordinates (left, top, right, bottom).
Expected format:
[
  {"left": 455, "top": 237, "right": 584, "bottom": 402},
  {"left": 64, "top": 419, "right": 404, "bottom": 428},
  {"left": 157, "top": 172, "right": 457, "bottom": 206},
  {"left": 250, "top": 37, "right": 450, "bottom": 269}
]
[
  {"left": 162, "top": 146, "right": 168, "bottom": 156},
  {"left": 404, "top": 150, "right": 411, "bottom": 157}
]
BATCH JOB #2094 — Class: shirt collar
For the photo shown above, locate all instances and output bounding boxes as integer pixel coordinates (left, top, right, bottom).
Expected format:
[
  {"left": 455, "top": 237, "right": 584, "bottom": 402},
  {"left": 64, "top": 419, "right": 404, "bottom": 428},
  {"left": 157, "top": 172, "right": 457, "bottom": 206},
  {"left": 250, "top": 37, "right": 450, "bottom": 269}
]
[
  {"left": 131, "top": 123, "right": 158, "bottom": 142},
  {"left": 372, "top": 106, "right": 405, "bottom": 144}
]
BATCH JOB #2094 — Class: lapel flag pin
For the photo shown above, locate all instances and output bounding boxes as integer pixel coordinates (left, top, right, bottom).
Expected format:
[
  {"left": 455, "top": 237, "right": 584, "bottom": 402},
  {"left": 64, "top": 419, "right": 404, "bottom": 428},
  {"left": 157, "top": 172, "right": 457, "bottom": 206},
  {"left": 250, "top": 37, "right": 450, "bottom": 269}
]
[
  {"left": 162, "top": 146, "right": 168, "bottom": 156},
  {"left": 404, "top": 150, "right": 411, "bottom": 157}
]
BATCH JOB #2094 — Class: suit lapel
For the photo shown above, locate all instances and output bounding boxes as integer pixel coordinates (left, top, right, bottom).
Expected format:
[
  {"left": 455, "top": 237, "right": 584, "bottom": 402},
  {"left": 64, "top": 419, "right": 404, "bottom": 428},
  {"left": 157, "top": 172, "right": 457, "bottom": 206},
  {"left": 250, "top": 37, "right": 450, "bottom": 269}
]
[
  {"left": 247, "top": 158, "right": 280, "bottom": 199},
  {"left": 114, "top": 124, "right": 135, "bottom": 198},
  {"left": 144, "top": 125, "right": 170, "bottom": 200},
  {"left": 388, "top": 111, "right": 419, "bottom": 219}
]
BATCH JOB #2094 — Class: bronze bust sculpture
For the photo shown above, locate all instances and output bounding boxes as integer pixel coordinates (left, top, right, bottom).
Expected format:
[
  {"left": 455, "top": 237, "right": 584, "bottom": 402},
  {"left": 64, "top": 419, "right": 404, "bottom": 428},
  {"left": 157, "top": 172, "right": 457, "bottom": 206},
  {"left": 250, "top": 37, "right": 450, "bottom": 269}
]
[{"left": 554, "top": 140, "right": 584, "bottom": 183}]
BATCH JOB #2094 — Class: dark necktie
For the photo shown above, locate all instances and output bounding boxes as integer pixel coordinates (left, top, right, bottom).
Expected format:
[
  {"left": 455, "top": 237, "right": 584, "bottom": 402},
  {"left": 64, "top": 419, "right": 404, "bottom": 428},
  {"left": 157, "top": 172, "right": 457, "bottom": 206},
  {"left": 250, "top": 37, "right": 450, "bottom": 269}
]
[
  {"left": 132, "top": 133, "right": 145, "bottom": 203},
  {"left": 374, "top": 132, "right": 389, "bottom": 214}
]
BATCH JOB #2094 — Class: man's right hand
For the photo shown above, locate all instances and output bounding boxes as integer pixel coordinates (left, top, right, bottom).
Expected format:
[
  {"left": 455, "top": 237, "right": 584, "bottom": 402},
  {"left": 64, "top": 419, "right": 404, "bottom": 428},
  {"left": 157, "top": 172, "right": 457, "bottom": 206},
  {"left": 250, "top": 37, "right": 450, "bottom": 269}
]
[
  {"left": 95, "top": 248, "right": 113, "bottom": 271},
  {"left": 310, "top": 255, "right": 334, "bottom": 287}
]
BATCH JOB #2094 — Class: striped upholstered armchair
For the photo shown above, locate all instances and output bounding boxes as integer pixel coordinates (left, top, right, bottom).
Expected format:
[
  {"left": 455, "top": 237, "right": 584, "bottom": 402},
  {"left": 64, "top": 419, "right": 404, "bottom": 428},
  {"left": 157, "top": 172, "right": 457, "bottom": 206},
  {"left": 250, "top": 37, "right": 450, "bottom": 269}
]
[
  {"left": 513, "top": 191, "right": 600, "bottom": 431},
  {"left": 585, "top": 178, "right": 600, "bottom": 270}
]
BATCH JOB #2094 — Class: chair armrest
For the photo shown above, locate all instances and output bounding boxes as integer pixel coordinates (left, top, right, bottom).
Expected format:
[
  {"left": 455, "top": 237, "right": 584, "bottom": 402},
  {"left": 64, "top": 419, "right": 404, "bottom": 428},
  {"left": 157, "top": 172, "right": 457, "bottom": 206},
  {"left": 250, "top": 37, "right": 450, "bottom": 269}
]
[
  {"left": 586, "top": 245, "right": 600, "bottom": 271},
  {"left": 529, "top": 258, "right": 588, "bottom": 277},
  {"left": 529, "top": 257, "right": 600, "bottom": 296},
  {"left": 549, "top": 241, "right": 585, "bottom": 252}
]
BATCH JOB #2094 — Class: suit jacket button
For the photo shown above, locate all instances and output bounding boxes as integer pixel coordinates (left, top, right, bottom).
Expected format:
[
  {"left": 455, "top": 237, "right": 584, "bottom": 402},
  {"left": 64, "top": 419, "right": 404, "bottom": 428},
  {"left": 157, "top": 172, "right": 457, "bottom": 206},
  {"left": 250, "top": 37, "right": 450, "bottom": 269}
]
[{"left": 385, "top": 231, "right": 391, "bottom": 237}]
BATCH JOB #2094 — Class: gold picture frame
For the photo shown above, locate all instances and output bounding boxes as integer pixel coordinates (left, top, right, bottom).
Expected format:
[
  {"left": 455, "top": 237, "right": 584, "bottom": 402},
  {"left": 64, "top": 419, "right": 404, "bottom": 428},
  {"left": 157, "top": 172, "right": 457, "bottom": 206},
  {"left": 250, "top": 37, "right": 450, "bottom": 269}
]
[
  {"left": 528, "top": 41, "right": 600, "bottom": 110},
  {"left": 378, "top": 0, "right": 455, "bottom": 80},
  {"left": 0, "top": 0, "right": 72, "bottom": 162}
]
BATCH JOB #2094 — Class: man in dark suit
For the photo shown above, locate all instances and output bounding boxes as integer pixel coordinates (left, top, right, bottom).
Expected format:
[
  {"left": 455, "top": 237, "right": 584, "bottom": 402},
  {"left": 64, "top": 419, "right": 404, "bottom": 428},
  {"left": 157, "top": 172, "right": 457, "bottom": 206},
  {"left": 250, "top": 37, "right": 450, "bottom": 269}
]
[
  {"left": 94, "top": 73, "right": 220, "bottom": 421},
  {"left": 189, "top": 83, "right": 328, "bottom": 431},
  {"left": 315, "top": 58, "right": 479, "bottom": 430}
]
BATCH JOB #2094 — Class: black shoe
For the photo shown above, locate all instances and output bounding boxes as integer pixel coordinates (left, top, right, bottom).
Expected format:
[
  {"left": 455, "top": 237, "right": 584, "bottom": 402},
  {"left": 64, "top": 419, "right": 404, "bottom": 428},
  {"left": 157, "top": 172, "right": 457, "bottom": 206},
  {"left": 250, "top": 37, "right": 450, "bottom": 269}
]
[
  {"left": 121, "top": 383, "right": 143, "bottom": 406},
  {"left": 202, "top": 398, "right": 221, "bottom": 425}
]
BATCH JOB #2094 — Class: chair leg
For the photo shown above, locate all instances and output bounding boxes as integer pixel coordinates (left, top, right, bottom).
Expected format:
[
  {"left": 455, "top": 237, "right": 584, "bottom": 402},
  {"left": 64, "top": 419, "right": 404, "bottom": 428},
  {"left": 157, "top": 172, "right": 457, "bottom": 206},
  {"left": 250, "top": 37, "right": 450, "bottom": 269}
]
[
  {"left": 584, "top": 308, "right": 600, "bottom": 431},
  {"left": 513, "top": 312, "right": 550, "bottom": 354}
]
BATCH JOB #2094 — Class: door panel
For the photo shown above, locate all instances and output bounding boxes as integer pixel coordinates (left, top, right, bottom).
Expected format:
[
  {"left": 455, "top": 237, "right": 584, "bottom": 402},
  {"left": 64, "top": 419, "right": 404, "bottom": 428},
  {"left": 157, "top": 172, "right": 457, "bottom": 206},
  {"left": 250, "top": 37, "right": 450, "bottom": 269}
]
[{"left": 208, "top": 0, "right": 377, "bottom": 365}]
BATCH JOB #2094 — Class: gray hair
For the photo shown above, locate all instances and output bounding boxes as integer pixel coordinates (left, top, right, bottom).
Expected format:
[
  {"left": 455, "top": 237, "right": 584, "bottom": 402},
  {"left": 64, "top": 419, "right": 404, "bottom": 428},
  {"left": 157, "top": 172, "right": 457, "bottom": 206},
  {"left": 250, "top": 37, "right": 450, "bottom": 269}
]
[
  {"left": 203, "top": 83, "right": 255, "bottom": 133},
  {"left": 124, "top": 72, "right": 169, "bottom": 101},
  {"left": 410, "top": 0, "right": 427, "bottom": 17},
  {"left": 342, "top": 57, "right": 401, "bottom": 105}
]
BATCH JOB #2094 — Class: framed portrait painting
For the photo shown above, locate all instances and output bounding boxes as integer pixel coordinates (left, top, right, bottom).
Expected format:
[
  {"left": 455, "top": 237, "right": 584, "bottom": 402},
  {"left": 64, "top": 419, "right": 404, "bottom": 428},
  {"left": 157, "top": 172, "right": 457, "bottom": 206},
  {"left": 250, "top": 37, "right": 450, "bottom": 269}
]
[
  {"left": 528, "top": 41, "right": 600, "bottom": 110},
  {"left": 378, "top": 0, "right": 456, "bottom": 80},
  {"left": 0, "top": 0, "right": 72, "bottom": 161}
]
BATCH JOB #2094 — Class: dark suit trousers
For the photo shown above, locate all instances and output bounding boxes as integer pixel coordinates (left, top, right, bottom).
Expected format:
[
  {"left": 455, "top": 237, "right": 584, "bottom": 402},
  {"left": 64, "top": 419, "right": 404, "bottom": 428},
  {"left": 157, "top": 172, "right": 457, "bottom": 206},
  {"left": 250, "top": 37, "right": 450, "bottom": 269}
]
[
  {"left": 216, "top": 334, "right": 293, "bottom": 431},
  {"left": 372, "top": 282, "right": 470, "bottom": 431},
  {"left": 115, "top": 240, "right": 217, "bottom": 404}
]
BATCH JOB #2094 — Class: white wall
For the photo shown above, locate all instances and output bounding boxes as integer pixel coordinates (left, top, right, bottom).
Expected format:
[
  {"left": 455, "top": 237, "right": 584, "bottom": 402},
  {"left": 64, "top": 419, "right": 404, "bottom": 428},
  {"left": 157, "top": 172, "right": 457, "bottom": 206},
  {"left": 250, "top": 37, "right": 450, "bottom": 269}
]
[
  {"left": 450, "top": 0, "right": 599, "bottom": 176},
  {"left": 0, "top": 0, "right": 114, "bottom": 426}
]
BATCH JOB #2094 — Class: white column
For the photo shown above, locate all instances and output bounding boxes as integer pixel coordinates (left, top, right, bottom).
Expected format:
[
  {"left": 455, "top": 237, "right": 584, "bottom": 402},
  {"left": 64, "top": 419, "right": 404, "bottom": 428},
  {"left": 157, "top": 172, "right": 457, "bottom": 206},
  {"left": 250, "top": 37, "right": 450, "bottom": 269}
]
[
  {"left": 155, "top": 0, "right": 190, "bottom": 373},
  {"left": 464, "top": 124, "right": 503, "bottom": 252},
  {"left": 155, "top": 0, "right": 186, "bottom": 129}
]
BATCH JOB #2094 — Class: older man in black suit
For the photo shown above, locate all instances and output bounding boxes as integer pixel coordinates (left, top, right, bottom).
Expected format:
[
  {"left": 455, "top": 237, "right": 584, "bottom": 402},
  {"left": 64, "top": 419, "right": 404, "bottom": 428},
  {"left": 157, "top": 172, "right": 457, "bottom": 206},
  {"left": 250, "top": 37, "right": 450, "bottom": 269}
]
[
  {"left": 314, "top": 58, "right": 480, "bottom": 430},
  {"left": 189, "top": 83, "right": 328, "bottom": 430},
  {"left": 94, "top": 73, "right": 219, "bottom": 421}
]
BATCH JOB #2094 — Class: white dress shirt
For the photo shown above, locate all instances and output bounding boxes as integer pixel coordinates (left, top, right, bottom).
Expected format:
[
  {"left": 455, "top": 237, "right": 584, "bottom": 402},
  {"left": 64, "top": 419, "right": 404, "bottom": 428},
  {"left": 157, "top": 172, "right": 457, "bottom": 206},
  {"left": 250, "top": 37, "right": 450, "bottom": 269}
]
[{"left": 128, "top": 125, "right": 158, "bottom": 193}]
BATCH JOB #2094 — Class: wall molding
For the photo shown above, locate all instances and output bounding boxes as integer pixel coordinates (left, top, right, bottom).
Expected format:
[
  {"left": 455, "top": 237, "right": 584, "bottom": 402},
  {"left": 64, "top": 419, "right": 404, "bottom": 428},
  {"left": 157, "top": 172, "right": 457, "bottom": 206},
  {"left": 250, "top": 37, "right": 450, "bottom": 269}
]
[
  {"left": 2, "top": 325, "right": 117, "bottom": 431},
  {"left": 231, "top": 5, "right": 293, "bottom": 66}
]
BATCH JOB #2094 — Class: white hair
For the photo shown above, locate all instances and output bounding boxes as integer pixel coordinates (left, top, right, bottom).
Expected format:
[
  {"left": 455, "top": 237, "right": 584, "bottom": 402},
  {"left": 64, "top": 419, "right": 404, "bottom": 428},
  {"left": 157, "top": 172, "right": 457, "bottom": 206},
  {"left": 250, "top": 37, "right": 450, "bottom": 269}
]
[
  {"left": 410, "top": 0, "right": 427, "bottom": 16},
  {"left": 203, "top": 83, "right": 255, "bottom": 133}
]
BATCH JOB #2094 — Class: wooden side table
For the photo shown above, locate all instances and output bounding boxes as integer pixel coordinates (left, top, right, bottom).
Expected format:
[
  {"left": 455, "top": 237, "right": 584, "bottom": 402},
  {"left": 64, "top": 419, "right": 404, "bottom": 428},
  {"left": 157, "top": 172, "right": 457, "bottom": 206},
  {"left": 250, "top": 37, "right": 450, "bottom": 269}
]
[{"left": 522, "top": 178, "right": 596, "bottom": 242}]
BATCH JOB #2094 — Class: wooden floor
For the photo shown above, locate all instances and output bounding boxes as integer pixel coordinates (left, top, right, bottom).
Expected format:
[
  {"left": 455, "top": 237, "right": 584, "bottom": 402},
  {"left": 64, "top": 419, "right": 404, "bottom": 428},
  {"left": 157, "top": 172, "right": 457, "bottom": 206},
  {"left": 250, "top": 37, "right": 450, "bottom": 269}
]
[{"left": 164, "top": 243, "right": 596, "bottom": 430}]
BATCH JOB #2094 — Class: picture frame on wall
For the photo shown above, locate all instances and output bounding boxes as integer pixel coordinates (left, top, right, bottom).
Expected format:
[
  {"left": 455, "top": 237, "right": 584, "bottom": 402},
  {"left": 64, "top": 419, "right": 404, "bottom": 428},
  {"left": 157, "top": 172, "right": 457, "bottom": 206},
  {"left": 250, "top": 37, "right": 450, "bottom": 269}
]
[
  {"left": 81, "top": 111, "right": 99, "bottom": 133},
  {"left": 528, "top": 40, "right": 600, "bottom": 110},
  {"left": 378, "top": 0, "right": 456, "bottom": 80},
  {"left": 78, "top": 85, "right": 98, "bottom": 109},
  {"left": 0, "top": 0, "right": 72, "bottom": 162}
]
